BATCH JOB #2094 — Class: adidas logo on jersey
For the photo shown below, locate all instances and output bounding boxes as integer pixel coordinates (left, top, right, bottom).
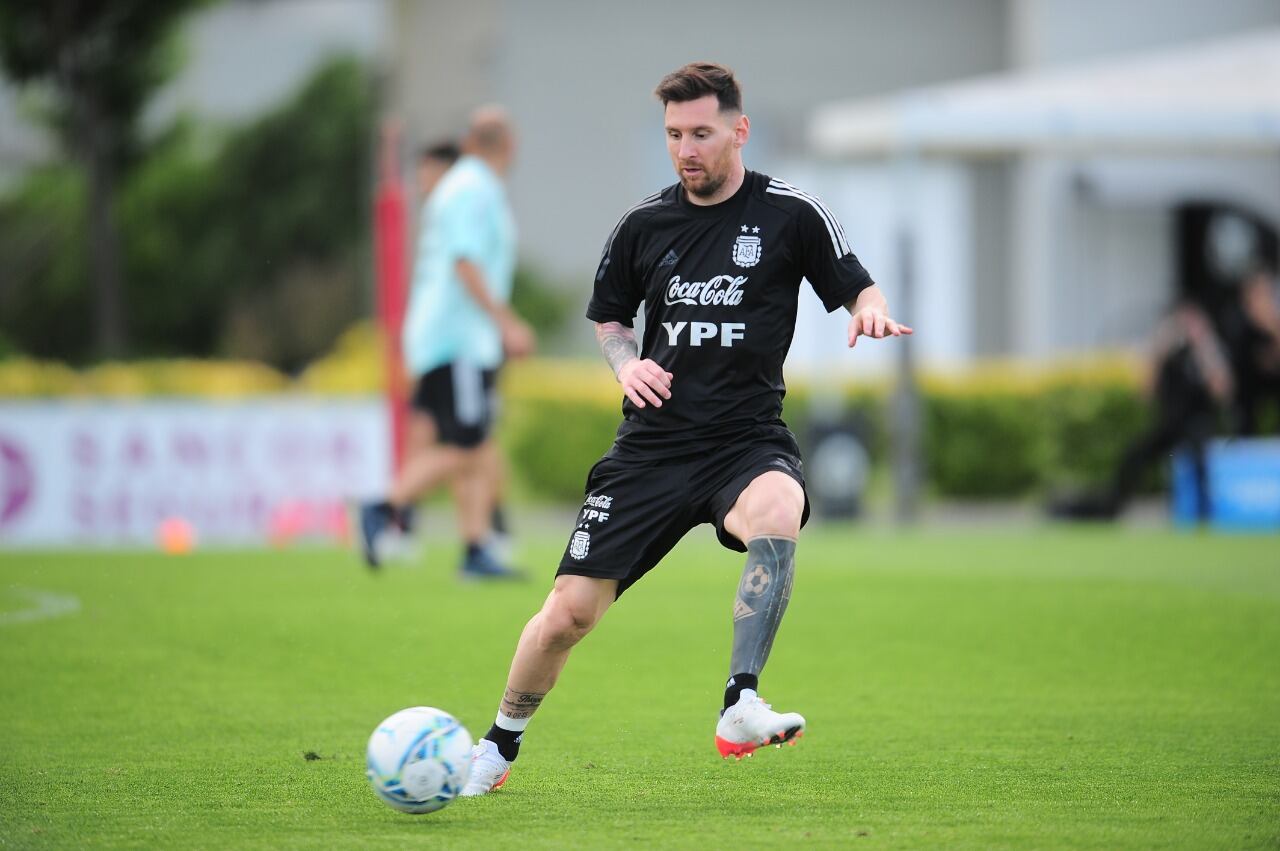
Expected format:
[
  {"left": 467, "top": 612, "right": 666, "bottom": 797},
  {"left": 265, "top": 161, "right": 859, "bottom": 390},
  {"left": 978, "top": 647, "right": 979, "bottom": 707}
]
[{"left": 658, "top": 249, "right": 679, "bottom": 268}]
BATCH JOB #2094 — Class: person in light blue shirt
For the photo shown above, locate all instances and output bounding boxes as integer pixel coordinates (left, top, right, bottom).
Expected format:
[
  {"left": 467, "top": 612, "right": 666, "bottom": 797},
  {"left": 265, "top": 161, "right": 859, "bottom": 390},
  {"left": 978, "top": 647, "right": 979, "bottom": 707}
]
[
  {"left": 404, "top": 143, "right": 518, "bottom": 376},
  {"left": 360, "top": 108, "right": 535, "bottom": 577}
]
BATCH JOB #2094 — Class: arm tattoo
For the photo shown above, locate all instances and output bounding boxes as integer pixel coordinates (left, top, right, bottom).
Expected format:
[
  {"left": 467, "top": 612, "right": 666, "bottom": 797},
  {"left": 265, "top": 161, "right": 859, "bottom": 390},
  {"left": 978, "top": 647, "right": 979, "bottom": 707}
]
[
  {"left": 596, "top": 321, "right": 639, "bottom": 379},
  {"left": 500, "top": 688, "right": 546, "bottom": 720}
]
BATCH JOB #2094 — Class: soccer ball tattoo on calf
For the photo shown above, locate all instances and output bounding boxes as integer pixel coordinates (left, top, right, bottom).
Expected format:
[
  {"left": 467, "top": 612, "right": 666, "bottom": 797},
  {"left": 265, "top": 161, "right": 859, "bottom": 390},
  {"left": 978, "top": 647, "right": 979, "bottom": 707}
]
[{"left": 730, "top": 536, "right": 796, "bottom": 676}]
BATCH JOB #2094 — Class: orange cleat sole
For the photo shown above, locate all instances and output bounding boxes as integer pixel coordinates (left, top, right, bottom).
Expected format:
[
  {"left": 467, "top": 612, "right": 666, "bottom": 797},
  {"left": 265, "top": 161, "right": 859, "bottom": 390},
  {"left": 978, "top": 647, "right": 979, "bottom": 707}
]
[{"left": 716, "top": 727, "right": 804, "bottom": 759}]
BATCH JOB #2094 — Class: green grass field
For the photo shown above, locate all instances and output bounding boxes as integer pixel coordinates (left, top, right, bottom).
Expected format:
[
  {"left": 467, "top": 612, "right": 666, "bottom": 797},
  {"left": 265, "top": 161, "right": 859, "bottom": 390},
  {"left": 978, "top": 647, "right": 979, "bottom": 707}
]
[{"left": 1, "top": 527, "right": 1278, "bottom": 849}]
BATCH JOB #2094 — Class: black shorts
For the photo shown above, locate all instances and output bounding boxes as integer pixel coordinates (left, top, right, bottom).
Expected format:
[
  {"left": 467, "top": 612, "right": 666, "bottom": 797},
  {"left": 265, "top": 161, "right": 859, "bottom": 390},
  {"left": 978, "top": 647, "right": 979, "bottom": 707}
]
[
  {"left": 556, "top": 425, "right": 810, "bottom": 597},
  {"left": 410, "top": 363, "right": 498, "bottom": 448}
]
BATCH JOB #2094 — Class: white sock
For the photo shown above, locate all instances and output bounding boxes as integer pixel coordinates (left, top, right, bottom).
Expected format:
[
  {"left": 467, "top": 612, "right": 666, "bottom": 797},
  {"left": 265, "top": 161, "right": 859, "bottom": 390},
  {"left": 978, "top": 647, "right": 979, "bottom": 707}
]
[{"left": 494, "top": 710, "right": 530, "bottom": 732}]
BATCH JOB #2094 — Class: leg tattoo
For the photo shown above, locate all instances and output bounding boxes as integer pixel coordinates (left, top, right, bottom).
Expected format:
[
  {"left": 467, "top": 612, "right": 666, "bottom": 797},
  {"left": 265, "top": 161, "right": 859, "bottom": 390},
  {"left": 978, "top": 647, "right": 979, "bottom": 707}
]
[
  {"left": 500, "top": 688, "right": 546, "bottom": 721},
  {"left": 488, "top": 688, "right": 545, "bottom": 761},
  {"left": 730, "top": 536, "right": 796, "bottom": 677}
]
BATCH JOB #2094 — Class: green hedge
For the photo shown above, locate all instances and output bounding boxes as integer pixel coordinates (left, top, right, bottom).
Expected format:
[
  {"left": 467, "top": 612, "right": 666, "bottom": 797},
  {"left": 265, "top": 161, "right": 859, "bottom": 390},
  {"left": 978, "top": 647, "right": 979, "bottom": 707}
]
[
  {"left": 504, "top": 399, "right": 621, "bottom": 502},
  {"left": 923, "top": 392, "right": 1045, "bottom": 497},
  {"left": 497, "top": 363, "right": 1152, "bottom": 501},
  {"left": 0, "top": 351, "right": 1156, "bottom": 501},
  {"left": 1039, "top": 382, "right": 1149, "bottom": 490}
]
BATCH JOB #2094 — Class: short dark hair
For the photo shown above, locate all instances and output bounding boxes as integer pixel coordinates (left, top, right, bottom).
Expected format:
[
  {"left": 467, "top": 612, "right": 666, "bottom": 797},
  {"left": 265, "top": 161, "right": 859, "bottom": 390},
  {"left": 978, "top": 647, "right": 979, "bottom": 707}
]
[
  {"left": 654, "top": 62, "right": 742, "bottom": 113},
  {"left": 418, "top": 140, "right": 460, "bottom": 165}
]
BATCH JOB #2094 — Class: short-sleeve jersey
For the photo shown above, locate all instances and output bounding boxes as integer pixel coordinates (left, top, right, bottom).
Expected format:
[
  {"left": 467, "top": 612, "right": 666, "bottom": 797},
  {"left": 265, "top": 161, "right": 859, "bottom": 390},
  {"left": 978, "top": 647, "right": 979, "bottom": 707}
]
[
  {"left": 587, "top": 170, "right": 873, "bottom": 458},
  {"left": 403, "top": 155, "right": 517, "bottom": 376}
]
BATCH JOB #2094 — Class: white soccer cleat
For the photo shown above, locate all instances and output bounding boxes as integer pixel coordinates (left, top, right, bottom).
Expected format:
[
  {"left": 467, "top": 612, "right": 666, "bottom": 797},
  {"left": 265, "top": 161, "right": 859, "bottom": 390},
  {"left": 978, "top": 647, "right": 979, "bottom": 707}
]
[
  {"left": 715, "top": 690, "right": 806, "bottom": 760},
  {"left": 459, "top": 739, "right": 512, "bottom": 797}
]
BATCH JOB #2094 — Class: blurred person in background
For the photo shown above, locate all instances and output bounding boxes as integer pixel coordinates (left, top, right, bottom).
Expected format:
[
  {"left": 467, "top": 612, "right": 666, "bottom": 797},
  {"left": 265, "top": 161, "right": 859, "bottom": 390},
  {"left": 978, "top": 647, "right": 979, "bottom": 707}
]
[
  {"left": 1052, "top": 298, "right": 1233, "bottom": 522},
  {"left": 359, "top": 107, "right": 535, "bottom": 577},
  {"left": 1199, "top": 210, "right": 1279, "bottom": 435},
  {"left": 1224, "top": 265, "right": 1280, "bottom": 435},
  {"left": 416, "top": 139, "right": 460, "bottom": 198},
  {"left": 397, "top": 138, "right": 517, "bottom": 561},
  {"left": 461, "top": 62, "right": 911, "bottom": 797}
]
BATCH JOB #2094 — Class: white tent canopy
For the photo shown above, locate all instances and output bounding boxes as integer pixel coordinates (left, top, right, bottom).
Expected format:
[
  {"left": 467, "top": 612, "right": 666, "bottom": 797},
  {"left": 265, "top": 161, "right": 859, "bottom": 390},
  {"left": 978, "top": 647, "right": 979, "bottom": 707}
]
[{"left": 812, "top": 28, "right": 1280, "bottom": 157}]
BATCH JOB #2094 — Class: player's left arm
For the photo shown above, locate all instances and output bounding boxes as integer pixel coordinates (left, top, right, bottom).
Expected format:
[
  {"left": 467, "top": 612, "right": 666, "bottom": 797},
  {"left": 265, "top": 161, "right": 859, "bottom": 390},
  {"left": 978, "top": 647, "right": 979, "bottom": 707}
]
[
  {"left": 786, "top": 188, "right": 912, "bottom": 349},
  {"left": 845, "top": 285, "right": 913, "bottom": 348}
]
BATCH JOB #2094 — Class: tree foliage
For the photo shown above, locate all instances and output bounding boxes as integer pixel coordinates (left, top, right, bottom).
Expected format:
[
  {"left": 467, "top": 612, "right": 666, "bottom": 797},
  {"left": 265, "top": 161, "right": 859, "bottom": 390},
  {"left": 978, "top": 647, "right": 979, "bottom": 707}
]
[
  {"left": 0, "top": 1, "right": 197, "bottom": 164},
  {"left": 0, "top": 56, "right": 375, "bottom": 370},
  {"left": 0, "top": 1, "right": 206, "bottom": 356}
]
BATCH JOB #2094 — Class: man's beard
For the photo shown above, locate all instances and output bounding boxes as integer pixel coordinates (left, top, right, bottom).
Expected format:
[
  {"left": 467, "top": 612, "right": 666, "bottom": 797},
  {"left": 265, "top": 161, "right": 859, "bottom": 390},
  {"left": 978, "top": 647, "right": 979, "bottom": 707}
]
[
  {"left": 679, "top": 148, "right": 733, "bottom": 199},
  {"left": 682, "top": 167, "right": 727, "bottom": 199}
]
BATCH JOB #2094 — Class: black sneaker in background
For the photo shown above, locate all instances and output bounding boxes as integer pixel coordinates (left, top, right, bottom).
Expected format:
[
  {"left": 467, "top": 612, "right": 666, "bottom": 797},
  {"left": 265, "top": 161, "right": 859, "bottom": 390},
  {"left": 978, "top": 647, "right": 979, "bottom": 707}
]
[
  {"left": 459, "top": 547, "right": 524, "bottom": 581},
  {"left": 358, "top": 502, "right": 395, "bottom": 569}
]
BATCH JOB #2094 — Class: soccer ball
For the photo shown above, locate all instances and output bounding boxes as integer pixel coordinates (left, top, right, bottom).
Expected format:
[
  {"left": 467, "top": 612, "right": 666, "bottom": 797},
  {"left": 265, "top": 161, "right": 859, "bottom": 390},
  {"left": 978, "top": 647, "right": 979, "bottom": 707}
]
[{"left": 366, "top": 706, "right": 473, "bottom": 814}]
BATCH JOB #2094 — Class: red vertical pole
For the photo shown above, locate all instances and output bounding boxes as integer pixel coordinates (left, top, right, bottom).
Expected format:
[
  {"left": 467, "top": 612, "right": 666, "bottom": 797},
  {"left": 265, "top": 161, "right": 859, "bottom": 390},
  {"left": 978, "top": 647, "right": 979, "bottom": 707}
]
[{"left": 374, "top": 121, "right": 410, "bottom": 474}]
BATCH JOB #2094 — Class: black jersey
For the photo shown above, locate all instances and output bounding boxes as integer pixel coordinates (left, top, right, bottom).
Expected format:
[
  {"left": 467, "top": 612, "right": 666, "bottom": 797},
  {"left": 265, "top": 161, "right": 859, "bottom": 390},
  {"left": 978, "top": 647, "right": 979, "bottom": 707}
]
[{"left": 586, "top": 170, "right": 873, "bottom": 458}]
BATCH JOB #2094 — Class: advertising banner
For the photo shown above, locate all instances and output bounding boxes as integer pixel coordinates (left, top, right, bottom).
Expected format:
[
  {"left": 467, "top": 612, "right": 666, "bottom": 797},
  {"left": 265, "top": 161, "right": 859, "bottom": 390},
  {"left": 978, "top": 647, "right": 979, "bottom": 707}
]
[
  {"left": 1173, "top": 438, "right": 1280, "bottom": 531},
  {"left": 0, "top": 399, "right": 390, "bottom": 547}
]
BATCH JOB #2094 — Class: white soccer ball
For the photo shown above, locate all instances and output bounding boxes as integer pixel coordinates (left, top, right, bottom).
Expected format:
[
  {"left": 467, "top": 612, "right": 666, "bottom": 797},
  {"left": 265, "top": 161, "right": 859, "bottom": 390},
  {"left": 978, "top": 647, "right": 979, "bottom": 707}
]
[{"left": 366, "top": 706, "right": 473, "bottom": 814}]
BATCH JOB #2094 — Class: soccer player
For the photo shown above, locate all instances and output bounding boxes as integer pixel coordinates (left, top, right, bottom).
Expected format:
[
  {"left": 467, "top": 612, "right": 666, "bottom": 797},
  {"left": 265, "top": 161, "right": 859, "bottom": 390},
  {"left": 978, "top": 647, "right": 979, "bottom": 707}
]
[
  {"left": 359, "top": 107, "right": 535, "bottom": 578},
  {"left": 461, "top": 62, "right": 911, "bottom": 795}
]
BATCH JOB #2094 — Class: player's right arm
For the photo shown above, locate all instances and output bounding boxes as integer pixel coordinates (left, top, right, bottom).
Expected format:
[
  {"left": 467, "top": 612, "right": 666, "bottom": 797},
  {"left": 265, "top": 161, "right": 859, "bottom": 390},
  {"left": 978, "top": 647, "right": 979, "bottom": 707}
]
[
  {"left": 587, "top": 196, "right": 672, "bottom": 409},
  {"left": 595, "top": 321, "right": 672, "bottom": 409}
]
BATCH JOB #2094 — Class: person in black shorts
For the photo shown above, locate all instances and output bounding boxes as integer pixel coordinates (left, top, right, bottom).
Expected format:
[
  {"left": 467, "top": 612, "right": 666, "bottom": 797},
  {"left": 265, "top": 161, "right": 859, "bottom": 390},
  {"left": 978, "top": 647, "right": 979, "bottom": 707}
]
[
  {"left": 462, "top": 62, "right": 912, "bottom": 795},
  {"left": 408, "top": 140, "right": 518, "bottom": 560},
  {"left": 359, "top": 111, "right": 535, "bottom": 577}
]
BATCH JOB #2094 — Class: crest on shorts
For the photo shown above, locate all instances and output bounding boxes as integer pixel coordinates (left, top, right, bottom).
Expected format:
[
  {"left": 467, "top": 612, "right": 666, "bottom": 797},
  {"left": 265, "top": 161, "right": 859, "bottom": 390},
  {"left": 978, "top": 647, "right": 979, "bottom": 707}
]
[
  {"left": 569, "top": 530, "right": 591, "bottom": 560},
  {"left": 732, "top": 228, "right": 762, "bottom": 268}
]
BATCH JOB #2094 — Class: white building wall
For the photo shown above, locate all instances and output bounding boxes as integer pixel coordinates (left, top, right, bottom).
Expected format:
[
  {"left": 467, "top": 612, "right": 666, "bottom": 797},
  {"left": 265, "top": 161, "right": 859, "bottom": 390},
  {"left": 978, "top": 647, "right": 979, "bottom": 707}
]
[
  {"left": 1011, "top": 0, "right": 1280, "bottom": 69},
  {"left": 485, "top": 0, "right": 1008, "bottom": 287},
  {"left": 783, "top": 160, "right": 973, "bottom": 376},
  {"left": 1008, "top": 152, "right": 1280, "bottom": 359},
  {"left": 1003, "top": 0, "right": 1280, "bottom": 358}
]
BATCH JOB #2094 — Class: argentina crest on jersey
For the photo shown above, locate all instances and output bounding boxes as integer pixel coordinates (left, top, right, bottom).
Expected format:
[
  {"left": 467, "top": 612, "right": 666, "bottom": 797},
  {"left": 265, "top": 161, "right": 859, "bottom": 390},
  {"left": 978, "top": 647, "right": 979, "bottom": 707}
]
[{"left": 732, "top": 225, "right": 762, "bottom": 268}]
